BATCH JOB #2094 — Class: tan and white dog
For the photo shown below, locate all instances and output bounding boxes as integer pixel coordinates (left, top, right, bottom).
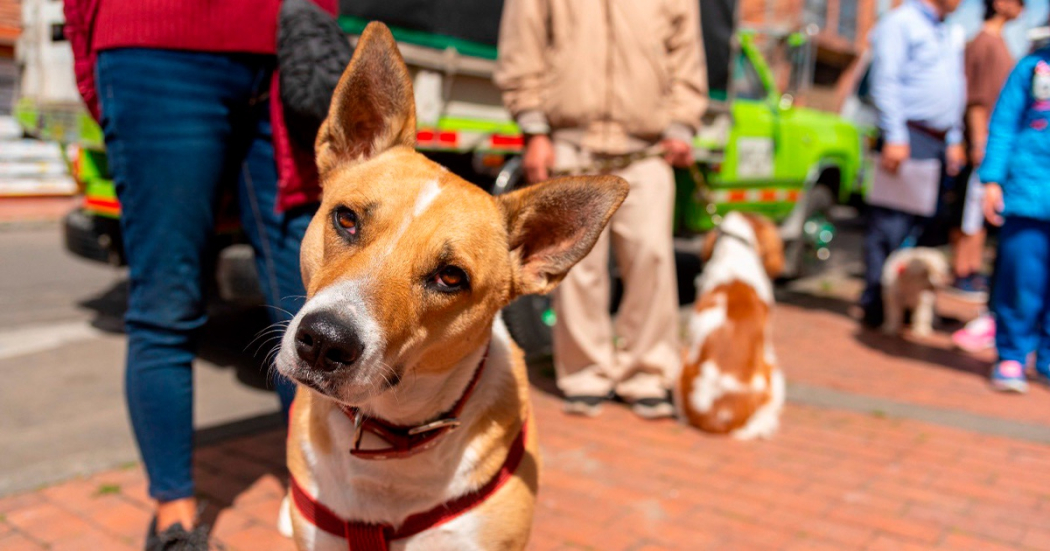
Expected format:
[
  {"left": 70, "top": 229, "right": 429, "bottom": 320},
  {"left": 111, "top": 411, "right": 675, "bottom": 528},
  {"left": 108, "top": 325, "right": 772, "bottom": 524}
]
[
  {"left": 273, "top": 23, "right": 627, "bottom": 551},
  {"left": 881, "top": 247, "right": 950, "bottom": 337},
  {"left": 674, "top": 212, "right": 786, "bottom": 440}
]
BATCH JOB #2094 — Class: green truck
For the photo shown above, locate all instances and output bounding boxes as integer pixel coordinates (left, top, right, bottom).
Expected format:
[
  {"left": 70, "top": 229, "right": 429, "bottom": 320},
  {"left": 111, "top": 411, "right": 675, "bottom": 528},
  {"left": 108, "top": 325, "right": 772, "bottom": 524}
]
[{"left": 15, "top": 1, "right": 864, "bottom": 352}]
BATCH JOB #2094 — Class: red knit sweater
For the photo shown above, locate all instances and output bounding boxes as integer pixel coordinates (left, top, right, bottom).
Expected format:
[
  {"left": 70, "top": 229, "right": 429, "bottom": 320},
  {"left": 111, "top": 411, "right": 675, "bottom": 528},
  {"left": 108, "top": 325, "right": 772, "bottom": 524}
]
[{"left": 93, "top": 0, "right": 280, "bottom": 54}]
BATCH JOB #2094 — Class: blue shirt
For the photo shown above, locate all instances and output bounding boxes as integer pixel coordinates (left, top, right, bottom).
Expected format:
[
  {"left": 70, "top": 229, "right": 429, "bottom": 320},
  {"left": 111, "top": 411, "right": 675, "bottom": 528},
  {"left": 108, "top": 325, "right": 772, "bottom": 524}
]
[
  {"left": 979, "top": 47, "right": 1050, "bottom": 221},
  {"left": 868, "top": 0, "right": 966, "bottom": 145}
]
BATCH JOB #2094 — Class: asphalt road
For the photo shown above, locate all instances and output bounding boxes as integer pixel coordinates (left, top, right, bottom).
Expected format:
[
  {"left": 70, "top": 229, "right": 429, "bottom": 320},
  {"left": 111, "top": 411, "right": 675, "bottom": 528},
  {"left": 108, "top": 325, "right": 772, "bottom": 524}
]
[{"left": 0, "top": 223, "right": 286, "bottom": 496}]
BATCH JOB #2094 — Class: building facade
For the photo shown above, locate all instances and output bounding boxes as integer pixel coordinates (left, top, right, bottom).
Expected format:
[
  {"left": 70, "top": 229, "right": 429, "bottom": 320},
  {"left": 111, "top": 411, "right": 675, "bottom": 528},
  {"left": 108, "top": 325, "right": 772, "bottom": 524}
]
[{"left": 739, "top": 0, "right": 895, "bottom": 109}]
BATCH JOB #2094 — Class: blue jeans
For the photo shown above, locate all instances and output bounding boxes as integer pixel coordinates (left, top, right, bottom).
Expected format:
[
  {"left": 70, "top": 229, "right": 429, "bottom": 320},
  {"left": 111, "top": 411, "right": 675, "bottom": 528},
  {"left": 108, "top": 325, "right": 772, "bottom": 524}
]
[
  {"left": 97, "top": 49, "right": 315, "bottom": 502},
  {"left": 990, "top": 216, "right": 1050, "bottom": 366}
]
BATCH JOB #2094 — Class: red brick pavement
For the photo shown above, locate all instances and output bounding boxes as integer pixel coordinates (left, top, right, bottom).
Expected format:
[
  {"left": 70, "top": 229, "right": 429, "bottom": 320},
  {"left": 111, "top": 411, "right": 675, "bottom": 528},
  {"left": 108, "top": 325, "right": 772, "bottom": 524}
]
[
  {"left": 3, "top": 297, "right": 1050, "bottom": 550},
  {"left": 2, "top": 390, "right": 1049, "bottom": 550},
  {"left": 775, "top": 297, "right": 1050, "bottom": 428}
]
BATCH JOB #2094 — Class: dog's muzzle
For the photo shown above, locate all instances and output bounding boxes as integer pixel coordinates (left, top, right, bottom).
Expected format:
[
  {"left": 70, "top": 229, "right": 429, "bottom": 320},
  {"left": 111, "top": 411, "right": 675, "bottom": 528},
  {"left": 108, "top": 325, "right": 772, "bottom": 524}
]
[{"left": 293, "top": 310, "right": 364, "bottom": 372}]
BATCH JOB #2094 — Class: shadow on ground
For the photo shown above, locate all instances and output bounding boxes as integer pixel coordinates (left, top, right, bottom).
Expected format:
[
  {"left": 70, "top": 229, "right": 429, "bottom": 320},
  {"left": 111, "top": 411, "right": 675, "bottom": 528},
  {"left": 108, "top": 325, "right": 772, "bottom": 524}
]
[{"left": 76, "top": 278, "right": 285, "bottom": 392}]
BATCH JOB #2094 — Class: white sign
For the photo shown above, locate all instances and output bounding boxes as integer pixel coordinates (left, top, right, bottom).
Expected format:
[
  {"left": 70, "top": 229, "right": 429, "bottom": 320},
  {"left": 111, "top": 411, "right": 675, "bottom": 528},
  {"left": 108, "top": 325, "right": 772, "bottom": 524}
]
[{"left": 735, "top": 137, "right": 774, "bottom": 179}]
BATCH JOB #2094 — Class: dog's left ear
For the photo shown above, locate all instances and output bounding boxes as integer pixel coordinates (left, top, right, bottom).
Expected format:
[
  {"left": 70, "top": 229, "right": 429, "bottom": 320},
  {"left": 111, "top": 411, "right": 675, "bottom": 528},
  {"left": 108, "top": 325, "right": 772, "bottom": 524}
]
[
  {"left": 498, "top": 176, "right": 629, "bottom": 297},
  {"left": 315, "top": 22, "right": 416, "bottom": 177}
]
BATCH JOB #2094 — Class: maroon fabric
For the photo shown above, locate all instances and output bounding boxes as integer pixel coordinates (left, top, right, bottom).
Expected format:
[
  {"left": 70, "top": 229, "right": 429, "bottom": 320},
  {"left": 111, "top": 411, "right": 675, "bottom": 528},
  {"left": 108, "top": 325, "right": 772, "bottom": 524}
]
[
  {"left": 271, "top": 75, "right": 323, "bottom": 212},
  {"left": 63, "top": 0, "right": 335, "bottom": 211},
  {"left": 63, "top": 0, "right": 102, "bottom": 121}
]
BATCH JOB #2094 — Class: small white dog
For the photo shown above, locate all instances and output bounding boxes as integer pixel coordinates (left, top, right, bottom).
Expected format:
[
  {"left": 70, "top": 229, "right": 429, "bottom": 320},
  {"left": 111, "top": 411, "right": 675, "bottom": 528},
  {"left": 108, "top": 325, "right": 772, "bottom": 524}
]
[{"left": 881, "top": 247, "right": 950, "bottom": 337}]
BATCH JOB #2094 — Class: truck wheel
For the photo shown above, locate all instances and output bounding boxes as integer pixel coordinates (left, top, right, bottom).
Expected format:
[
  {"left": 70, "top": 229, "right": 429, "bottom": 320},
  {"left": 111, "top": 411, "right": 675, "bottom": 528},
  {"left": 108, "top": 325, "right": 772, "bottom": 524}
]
[
  {"left": 503, "top": 294, "right": 555, "bottom": 362},
  {"left": 63, "top": 208, "right": 126, "bottom": 266},
  {"left": 783, "top": 184, "right": 835, "bottom": 279}
]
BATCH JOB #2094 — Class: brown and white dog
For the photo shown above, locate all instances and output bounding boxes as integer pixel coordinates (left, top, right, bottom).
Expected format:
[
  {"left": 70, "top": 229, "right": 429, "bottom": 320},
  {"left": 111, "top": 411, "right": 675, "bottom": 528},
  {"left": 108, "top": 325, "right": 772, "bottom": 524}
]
[
  {"left": 272, "top": 23, "right": 627, "bottom": 551},
  {"left": 674, "top": 211, "right": 786, "bottom": 440},
  {"left": 881, "top": 247, "right": 950, "bottom": 337}
]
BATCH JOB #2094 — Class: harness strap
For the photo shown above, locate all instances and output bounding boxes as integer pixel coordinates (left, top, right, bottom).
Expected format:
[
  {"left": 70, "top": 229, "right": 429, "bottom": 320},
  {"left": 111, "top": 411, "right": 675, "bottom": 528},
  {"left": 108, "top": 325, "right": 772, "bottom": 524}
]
[{"left": 290, "top": 418, "right": 529, "bottom": 551}]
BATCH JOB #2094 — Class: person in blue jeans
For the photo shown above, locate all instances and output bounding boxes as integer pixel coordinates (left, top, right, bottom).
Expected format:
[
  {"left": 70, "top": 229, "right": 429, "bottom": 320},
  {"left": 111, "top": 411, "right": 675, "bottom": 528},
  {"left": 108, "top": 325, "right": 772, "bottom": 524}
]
[
  {"left": 95, "top": 49, "right": 316, "bottom": 541},
  {"left": 980, "top": 44, "right": 1050, "bottom": 392}
]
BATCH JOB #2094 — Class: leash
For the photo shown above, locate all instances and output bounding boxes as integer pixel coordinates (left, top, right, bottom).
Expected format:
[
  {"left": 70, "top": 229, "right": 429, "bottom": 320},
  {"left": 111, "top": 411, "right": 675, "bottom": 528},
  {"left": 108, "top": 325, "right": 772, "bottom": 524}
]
[
  {"left": 339, "top": 344, "right": 490, "bottom": 460},
  {"left": 550, "top": 145, "right": 717, "bottom": 218},
  {"left": 549, "top": 145, "right": 665, "bottom": 176},
  {"left": 290, "top": 419, "right": 529, "bottom": 551},
  {"left": 715, "top": 226, "right": 756, "bottom": 248}
]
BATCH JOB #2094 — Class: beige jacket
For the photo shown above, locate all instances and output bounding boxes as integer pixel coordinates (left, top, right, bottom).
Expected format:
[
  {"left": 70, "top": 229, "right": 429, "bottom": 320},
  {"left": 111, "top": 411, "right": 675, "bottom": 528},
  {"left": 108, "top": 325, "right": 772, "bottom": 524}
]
[{"left": 495, "top": 0, "right": 708, "bottom": 154}]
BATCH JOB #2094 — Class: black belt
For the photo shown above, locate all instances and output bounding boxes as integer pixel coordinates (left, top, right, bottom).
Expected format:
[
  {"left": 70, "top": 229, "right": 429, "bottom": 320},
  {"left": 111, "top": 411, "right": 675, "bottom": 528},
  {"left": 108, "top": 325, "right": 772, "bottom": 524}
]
[{"left": 906, "top": 121, "right": 948, "bottom": 142}]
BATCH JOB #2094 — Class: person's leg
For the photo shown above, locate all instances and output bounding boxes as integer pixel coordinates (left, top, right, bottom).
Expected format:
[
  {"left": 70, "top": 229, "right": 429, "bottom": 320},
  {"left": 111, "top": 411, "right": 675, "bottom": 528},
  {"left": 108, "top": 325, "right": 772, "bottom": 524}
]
[
  {"left": 950, "top": 167, "right": 990, "bottom": 296},
  {"left": 1029, "top": 221, "right": 1050, "bottom": 380},
  {"left": 97, "top": 48, "right": 258, "bottom": 530},
  {"left": 861, "top": 206, "right": 915, "bottom": 327},
  {"left": 608, "top": 156, "right": 679, "bottom": 414},
  {"left": 953, "top": 229, "right": 986, "bottom": 276},
  {"left": 990, "top": 217, "right": 1045, "bottom": 391},
  {"left": 230, "top": 65, "right": 317, "bottom": 414},
  {"left": 551, "top": 143, "right": 617, "bottom": 413},
  {"left": 552, "top": 226, "right": 617, "bottom": 406}
]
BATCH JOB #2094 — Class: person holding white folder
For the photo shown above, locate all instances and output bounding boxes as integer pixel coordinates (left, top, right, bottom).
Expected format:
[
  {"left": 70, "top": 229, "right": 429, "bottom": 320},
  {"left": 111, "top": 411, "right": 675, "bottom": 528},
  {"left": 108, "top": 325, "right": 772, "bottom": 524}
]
[{"left": 860, "top": 0, "right": 967, "bottom": 328}]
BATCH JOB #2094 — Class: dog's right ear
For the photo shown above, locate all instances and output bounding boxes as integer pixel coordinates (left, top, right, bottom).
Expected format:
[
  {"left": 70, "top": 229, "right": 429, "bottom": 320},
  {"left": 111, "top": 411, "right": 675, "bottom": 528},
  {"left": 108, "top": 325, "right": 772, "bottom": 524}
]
[
  {"left": 498, "top": 176, "right": 629, "bottom": 298},
  {"left": 315, "top": 22, "right": 417, "bottom": 178}
]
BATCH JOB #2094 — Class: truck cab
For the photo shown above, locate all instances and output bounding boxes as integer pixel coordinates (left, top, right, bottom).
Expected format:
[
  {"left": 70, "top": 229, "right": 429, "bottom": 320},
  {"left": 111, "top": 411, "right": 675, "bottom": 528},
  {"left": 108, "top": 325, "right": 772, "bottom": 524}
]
[{"left": 678, "top": 27, "right": 863, "bottom": 275}]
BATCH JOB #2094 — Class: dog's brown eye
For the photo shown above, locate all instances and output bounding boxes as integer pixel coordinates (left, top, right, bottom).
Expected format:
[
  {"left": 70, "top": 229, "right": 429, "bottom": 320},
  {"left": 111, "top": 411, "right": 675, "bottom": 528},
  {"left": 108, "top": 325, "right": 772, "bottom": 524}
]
[
  {"left": 332, "top": 207, "right": 358, "bottom": 237},
  {"left": 431, "top": 266, "right": 469, "bottom": 292}
]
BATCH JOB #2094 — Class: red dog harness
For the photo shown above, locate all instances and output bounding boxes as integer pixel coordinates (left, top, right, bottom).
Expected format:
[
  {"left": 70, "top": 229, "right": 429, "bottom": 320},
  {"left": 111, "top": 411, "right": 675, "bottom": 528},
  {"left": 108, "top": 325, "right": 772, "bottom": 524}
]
[{"left": 290, "top": 346, "right": 529, "bottom": 550}]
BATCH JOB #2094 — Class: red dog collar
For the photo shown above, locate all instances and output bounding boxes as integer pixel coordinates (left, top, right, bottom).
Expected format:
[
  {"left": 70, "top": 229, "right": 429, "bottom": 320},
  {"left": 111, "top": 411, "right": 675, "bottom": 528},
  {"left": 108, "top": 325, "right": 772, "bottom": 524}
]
[
  {"left": 290, "top": 418, "right": 528, "bottom": 551},
  {"left": 339, "top": 344, "right": 490, "bottom": 460}
]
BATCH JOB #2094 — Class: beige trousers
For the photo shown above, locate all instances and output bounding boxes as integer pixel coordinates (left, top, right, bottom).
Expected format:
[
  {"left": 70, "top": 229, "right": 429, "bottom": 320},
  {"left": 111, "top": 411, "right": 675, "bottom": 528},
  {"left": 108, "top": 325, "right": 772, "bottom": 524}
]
[{"left": 552, "top": 141, "right": 681, "bottom": 401}]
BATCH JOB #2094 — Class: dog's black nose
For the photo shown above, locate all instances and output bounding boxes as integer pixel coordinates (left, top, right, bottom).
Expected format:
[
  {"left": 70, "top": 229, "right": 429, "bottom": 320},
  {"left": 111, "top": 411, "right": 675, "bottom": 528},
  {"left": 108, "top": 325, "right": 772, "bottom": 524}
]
[{"left": 294, "top": 311, "right": 363, "bottom": 372}]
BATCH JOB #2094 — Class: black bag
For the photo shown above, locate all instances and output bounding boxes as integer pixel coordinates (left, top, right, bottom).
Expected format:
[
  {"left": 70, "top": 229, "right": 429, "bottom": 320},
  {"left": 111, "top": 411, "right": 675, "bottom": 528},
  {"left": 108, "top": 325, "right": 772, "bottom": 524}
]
[{"left": 277, "top": 0, "right": 354, "bottom": 150}]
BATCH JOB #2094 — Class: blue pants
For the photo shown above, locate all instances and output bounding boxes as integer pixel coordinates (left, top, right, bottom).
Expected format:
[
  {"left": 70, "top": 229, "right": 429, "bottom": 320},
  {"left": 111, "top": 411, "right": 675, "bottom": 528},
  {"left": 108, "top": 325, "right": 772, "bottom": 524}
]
[
  {"left": 991, "top": 216, "right": 1050, "bottom": 366},
  {"left": 860, "top": 206, "right": 930, "bottom": 326},
  {"left": 97, "top": 49, "right": 315, "bottom": 502}
]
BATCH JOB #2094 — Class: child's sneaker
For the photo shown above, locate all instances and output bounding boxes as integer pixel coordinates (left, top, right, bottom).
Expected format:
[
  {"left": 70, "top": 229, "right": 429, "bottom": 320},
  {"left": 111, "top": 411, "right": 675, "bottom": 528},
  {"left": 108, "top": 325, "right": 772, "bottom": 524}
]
[
  {"left": 990, "top": 360, "right": 1029, "bottom": 393},
  {"left": 952, "top": 313, "right": 995, "bottom": 353}
]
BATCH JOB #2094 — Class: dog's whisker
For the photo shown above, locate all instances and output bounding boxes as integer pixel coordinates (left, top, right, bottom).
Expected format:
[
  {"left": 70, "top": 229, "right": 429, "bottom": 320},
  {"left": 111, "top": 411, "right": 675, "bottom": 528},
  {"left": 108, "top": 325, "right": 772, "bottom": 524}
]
[
  {"left": 246, "top": 321, "right": 292, "bottom": 352},
  {"left": 250, "top": 335, "right": 286, "bottom": 358}
]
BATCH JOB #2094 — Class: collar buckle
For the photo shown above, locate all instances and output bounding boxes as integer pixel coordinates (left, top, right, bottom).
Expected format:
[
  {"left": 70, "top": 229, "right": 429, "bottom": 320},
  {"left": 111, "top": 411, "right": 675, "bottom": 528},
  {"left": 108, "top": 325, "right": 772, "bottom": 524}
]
[
  {"left": 407, "top": 418, "right": 461, "bottom": 436},
  {"left": 351, "top": 410, "right": 365, "bottom": 450}
]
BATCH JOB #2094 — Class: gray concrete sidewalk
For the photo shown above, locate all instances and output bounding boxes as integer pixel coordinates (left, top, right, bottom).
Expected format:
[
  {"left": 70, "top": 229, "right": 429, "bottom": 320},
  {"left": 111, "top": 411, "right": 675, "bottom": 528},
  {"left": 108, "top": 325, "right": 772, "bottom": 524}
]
[{"left": 0, "top": 225, "right": 284, "bottom": 496}]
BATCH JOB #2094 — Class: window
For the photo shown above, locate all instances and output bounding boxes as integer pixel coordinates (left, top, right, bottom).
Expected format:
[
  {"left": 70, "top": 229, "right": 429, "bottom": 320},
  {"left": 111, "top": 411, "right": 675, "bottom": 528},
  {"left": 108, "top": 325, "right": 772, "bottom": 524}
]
[
  {"left": 839, "top": 0, "right": 858, "bottom": 41},
  {"left": 805, "top": 0, "right": 828, "bottom": 29},
  {"left": 732, "top": 54, "right": 767, "bottom": 100}
]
